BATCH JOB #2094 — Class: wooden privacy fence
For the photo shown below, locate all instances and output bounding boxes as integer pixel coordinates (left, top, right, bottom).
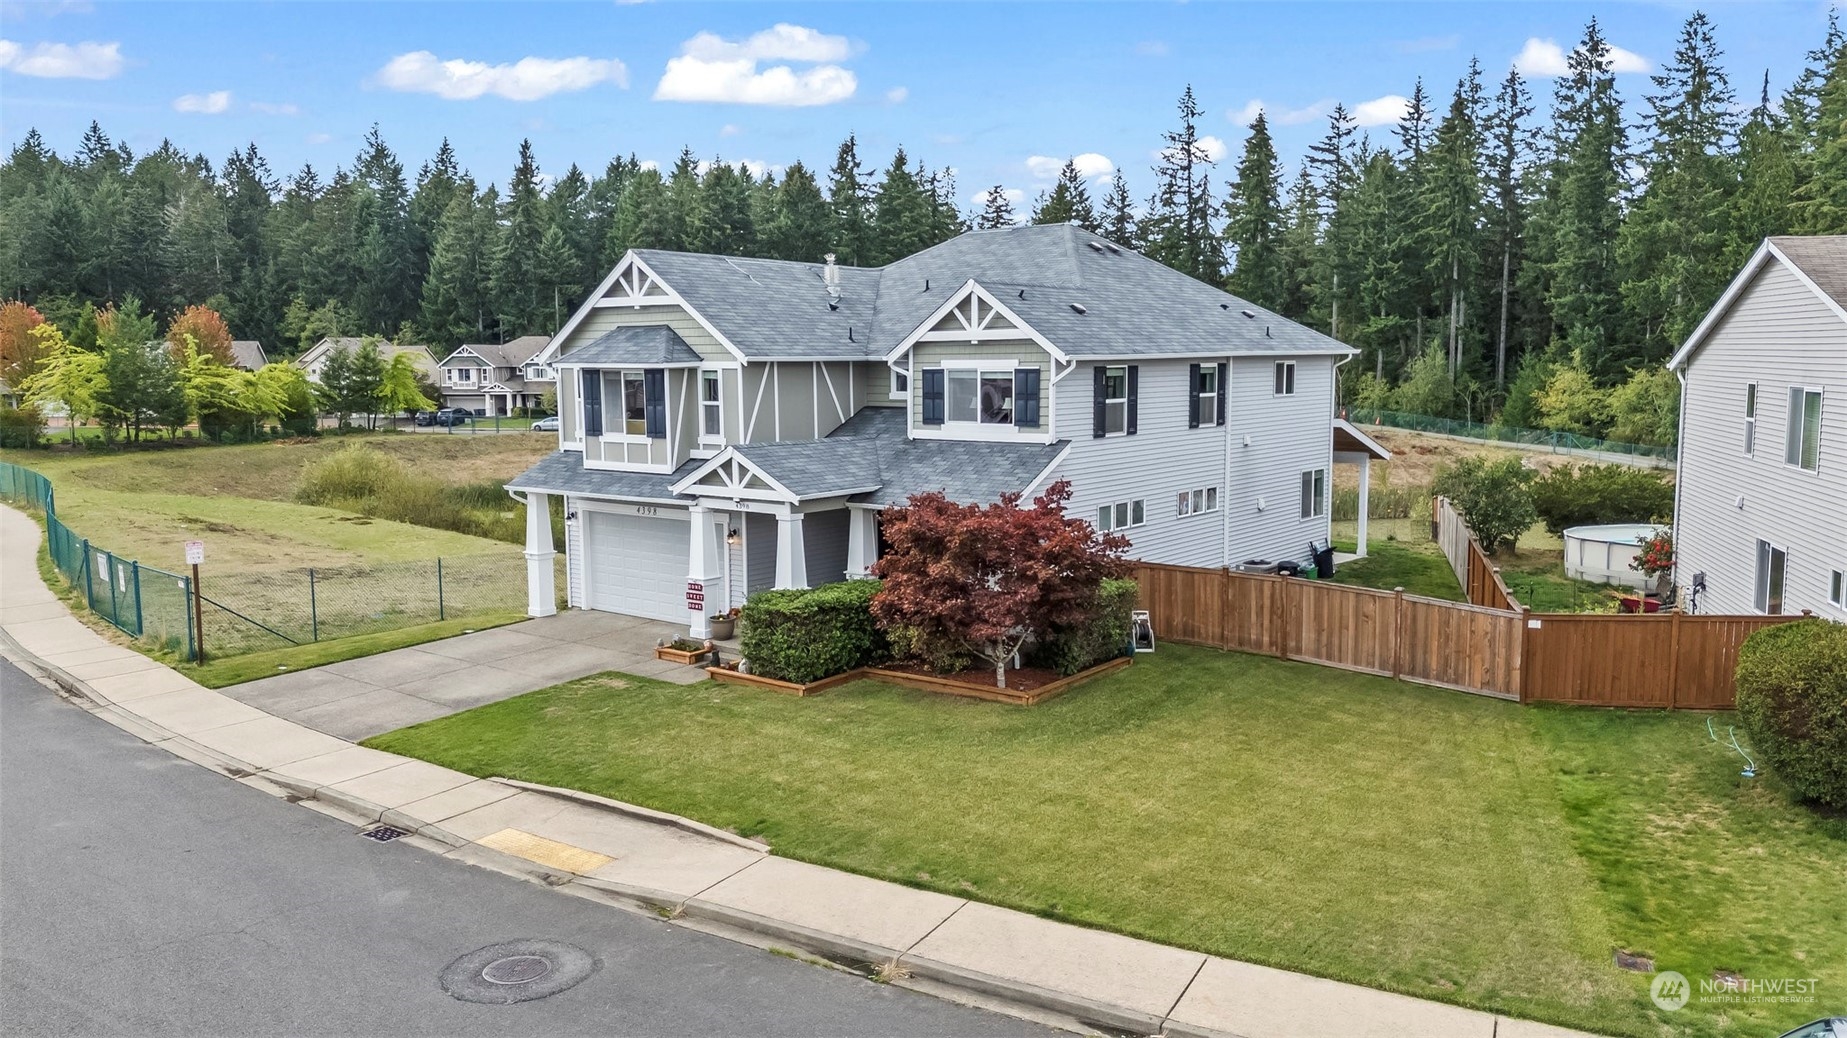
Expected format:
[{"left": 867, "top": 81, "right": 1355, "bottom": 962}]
[
  {"left": 1435, "top": 496, "right": 1520, "bottom": 611},
  {"left": 1131, "top": 561, "right": 1802, "bottom": 710}
]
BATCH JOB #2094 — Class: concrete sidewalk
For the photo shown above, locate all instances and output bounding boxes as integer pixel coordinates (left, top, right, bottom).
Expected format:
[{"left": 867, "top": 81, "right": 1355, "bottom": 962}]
[
  {"left": 220, "top": 609, "right": 700, "bottom": 741},
  {"left": 0, "top": 505, "right": 1602, "bottom": 1038}
]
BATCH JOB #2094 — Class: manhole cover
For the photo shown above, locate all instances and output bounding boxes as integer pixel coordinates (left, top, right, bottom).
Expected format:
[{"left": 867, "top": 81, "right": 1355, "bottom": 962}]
[
  {"left": 441, "top": 940, "right": 596, "bottom": 1004},
  {"left": 482, "top": 955, "right": 553, "bottom": 985}
]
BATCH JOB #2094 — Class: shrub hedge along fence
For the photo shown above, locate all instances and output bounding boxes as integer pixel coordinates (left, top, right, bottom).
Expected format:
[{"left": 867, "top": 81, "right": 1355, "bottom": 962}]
[{"left": 1735, "top": 619, "right": 1847, "bottom": 811}]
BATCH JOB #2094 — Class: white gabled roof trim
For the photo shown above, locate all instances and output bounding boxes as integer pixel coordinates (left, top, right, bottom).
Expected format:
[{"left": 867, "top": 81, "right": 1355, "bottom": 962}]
[
  {"left": 1669, "top": 239, "right": 1847, "bottom": 371},
  {"left": 536, "top": 252, "right": 749, "bottom": 367},
  {"left": 1018, "top": 442, "right": 1073, "bottom": 500},
  {"left": 1333, "top": 418, "right": 1392, "bottom": 460},
  {"left": 884, "top": 280, "right": 1072, "bottom": 365},
  {"left": 670, "top": 447, "right": 799, "bottom": 502}
]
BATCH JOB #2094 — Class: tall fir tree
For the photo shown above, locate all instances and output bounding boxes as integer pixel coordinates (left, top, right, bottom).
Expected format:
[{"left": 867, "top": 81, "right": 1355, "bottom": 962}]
[
  {"left": 767, "top": 161, "right": 833, "bottom": 262},
  {"left": 1030, "top": 159, "right": 1100, "bottom": 231},
  {"left": 826, "top": 134, "right": 873, "bottom": 265},
  {"left": 1481, "top": 67, "right": 1535, "bottom": 386},
  {"left": 1422, "top": 78, "right": 1483, "bottom": 377},
  {"left": 974, "top": 186, "right": 1017, "bottom": 230},
  {"left": 870, "top": 147, "right": 935, "bottom": 263},
  {"left": 1100, "top": 171, "right": 1139, "bottom": 248},
  {"left": 1142, "top": 86, "right": 1224, "bottom": 282},
  {"left": 1222, "top": 112, "right": 1285, "bottom": 309},
  {"left": 492, "top": 140, "right": 549, "bottom": 336}
]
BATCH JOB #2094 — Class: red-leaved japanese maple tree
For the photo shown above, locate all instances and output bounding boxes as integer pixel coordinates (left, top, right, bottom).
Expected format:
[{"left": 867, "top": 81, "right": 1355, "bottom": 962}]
[{"left": 871, "top": 480, "right": 1130, "bottom": 688}]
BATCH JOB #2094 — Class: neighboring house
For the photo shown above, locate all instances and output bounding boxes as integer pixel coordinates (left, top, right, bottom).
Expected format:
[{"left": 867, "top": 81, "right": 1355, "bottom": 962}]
[
  {"left": 296, "top": 337, "right": 440, "bottom": 387},
  {"left": 1669, "top": 235, "right": 1846, "bottom": 619},
  {"left": 505, "top": 224, "right": 1384, "bottom": 636},
  {"left": 0, "top": 378, "right": 18, "bottom": 410},
  {"left": 438, "top": 335, "right": 552, "bottom": 415},
  {"left": 229, "top": 340, "right": 268, "bottom": 371}
]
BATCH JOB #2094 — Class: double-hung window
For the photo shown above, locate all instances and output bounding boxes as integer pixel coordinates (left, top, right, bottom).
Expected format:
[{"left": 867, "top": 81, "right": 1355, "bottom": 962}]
[
  {"left": 1755, "top": 540, "right": 1788, "bottom": 615},
  {"left": 1743, "top": 382, "right": 1758, "bottom": 455},
  {"left": 1299, "top": 468, "right": 1327, "bottom": 519},
  {"left": 1274, "top": 361, "right": 1296, "bottom": 396},
  {"left": 1830, "top": 569, "right": 1845, "bottom": 610},
  {"left": 622, "top": 370, "right": 647, "bottom": 436},
  {"left": 1785, "top": 387, "right": 1822, "bottom": 471},
  {"left": 1096, "top": 499, "right": 1144, "bottom": 532},
  {"left": 1190, "top": 363, "right": 1224, "bottom": 428},
  {"left": 1101, "top": 366, "right": 1128, "bottom": 434},
  {"left": 454, "top": 366, "right": 473, "bottom": 384},
  {"left": 700, "top": 370, "right": 722, "bottom": 441}
]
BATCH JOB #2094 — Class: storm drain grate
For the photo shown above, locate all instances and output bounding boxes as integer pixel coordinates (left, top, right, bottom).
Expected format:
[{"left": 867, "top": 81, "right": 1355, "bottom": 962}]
[{"left": 360, "top": 825, "right": 412, "bottom": 842}]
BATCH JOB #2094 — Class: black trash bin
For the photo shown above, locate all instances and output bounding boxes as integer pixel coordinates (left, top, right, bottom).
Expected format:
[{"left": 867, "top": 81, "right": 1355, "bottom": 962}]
[
  {"left": 1271, "top": 559, "right": 1303, "bottom": 577},
  {"left": 1310, "top": 539, "right": 1335, "bottom": 578}
]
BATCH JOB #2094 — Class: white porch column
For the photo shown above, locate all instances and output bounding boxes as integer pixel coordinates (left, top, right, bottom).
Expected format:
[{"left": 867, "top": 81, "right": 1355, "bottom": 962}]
[
  {"left": 687, "top": 504, "right": 715, "bottom": 638},
  {"left": 1356, "top": 455, "right": 1371, "bottom": 559},
  {"left": 522, "top": 491, "right": 558, "bottom": 617},
  {"left": 845, "top": 506, "right": 879, "bottom": 578},
  {"left": 774, "top": 511, "right": 808, "bottom": 589}
]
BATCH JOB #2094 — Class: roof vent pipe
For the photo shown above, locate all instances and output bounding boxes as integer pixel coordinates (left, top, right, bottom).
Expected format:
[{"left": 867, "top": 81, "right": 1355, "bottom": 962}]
[
  {"left": 823, "top": 253, "right": 841, "bottom": 300},
  {"left": 924, "top": 278, "right": 930, "bottom": 292}
]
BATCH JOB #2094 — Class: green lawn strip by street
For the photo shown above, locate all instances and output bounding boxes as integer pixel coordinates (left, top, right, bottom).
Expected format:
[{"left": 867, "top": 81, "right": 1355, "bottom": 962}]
[
  {"left": 361, "top": 645, "right": 1847, "bottom": 1036},
  {"left": 181, "top": 612, "right": 526, "bottom": 688}
]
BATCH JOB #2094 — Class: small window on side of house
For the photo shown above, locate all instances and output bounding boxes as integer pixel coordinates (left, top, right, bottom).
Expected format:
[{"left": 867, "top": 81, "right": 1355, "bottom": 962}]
[
  {"left": 1784, "top": 387, "right": 1822, "bottom": 471},
  {"left": 1830, "top": 569, "right": 1845, "bottom": 609},
  {"left": 1274, "top": 361, "right": 1296, "bottom": 396},
  {"left": 700, "top": 370, "right": 722, "bottom": 440},
  {"left": 1299, "top": 468, "right": 1327, "bottom": 519},
  {"left": 1743, "top": 382, "right": 1757, "bottom": 455},
  {"left": 1096, "top": 499, "right": 1144, "bottom": 532},
  {"left": 1198, "top": 366, "right": 1218, "bottom": 426},
  {"left": 890, "top": 369, "right": 909, "bottom": 399},
  {"left": 1755, "top": 539, "right": 1788, "bottom": 615},
  {"left": 1103, "top": 366, "right": 1129, "bottom": 434}
]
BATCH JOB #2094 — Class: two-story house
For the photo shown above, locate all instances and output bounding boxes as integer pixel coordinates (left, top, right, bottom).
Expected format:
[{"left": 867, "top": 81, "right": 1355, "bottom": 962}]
[
  {"left": 506, "top": 224, "right": 1384, "bottom": 636},
  {"left": 1669, "top": 235, "right": 1846, "bottom": 618},
  {"left": 438, "top": 335, "right": 553, "bottom": 415},
  {"left": 296, "top": 337, "right": 440, "bottom": 387}
]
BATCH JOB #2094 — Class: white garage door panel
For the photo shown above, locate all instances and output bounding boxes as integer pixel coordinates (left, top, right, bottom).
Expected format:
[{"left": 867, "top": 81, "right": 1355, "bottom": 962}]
[{"left": 585, "top": 510, "right": 686, "bottom": 622}]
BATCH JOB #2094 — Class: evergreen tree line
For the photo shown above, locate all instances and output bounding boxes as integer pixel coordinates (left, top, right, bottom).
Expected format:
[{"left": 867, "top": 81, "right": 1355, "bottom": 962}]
[{"left": 1, "top": 11, "right": 1842, "bottom": 445}]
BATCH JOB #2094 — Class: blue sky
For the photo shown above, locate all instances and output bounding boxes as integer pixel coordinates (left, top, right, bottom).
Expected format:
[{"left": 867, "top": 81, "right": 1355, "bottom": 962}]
[{"left": 0, "top": 1, "right": 1834, "bottom": 210}]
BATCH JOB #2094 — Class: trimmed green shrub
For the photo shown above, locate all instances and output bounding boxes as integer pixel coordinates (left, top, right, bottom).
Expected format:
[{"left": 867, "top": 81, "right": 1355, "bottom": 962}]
[
  {"left": 740, "top": 579, "right": 888, "bottom": 684},
  {"left": 1735, "top": 619, "right": 1847, "bottom": 810},
  {"left": 885, "top": 623, "right": 973, "bottom": 675},
  {"left": 1531, "top": 463, "right": 1675, "bottom": 535},
  {"left": 1432, "top": 455, "right": 1537, "bottom": 554},
  {"left": 0, "top": 404, "right": 45, "bottom": 448},
  {"left": 1036, "top": 577, "right": 1139, "bottom": 675}
]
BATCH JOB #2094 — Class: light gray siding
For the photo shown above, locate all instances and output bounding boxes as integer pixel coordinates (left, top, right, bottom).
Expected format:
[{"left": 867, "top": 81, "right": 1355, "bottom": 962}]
[
  {"left": 725, "top": 515, "right": 747, "bottom": 609},
  {"left": 775, "top": 363, "right": 814, "bottom": 441},
  {"left": 558, "top": 372, "right": 578, "bottom": 447},
  {"left": 1675, "top": 260, "right": 1847, "bottom": 617},
  {"left": 802, "top": 508, "right": 851, "bottom": 586},
  {"left": 565, "top": 501, "right": 585, "bottom": 607},
  {"left": 862, "top": 359, "right": 903, "bottom": 406},
  {"left": 1225, "top": 355, "right": 1336, "bottom": 567}
]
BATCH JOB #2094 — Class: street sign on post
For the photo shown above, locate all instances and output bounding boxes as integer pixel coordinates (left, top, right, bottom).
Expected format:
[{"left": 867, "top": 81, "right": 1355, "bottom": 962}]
[{"left": 185, "top": 540, "right": 205, "bottom": 662}]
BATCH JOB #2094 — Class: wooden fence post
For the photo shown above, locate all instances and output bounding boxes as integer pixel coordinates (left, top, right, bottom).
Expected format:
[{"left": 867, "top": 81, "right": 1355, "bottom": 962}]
[
  {"left": 1391, "top": 587, "right": 1404, "bottom": 680},
  {"left": 1518, "top": 607, "right": 1532, "bottom": 703},
  {"left": 1220, "top": 568, "right": 1233, "bottom": 651},
  {"left": 1275, "top": 575, "right": 1290, "bottom": 660},
  {"left": 1667, "top": 609, "right": 1682, "bottom": 710}
]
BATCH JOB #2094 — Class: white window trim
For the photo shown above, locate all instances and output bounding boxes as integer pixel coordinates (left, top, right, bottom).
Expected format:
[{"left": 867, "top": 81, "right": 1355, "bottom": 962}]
[
  {"left": 1755, "top": 539, "right": 1789, "bottom": 615},
  {"left": 938, "top": 359, "right": 1020, "bottom": 426},
  {"left": 1096, "top": 498, "right": 1145, "bottom": 532},
  {"left": 1299, "top": 468, "right": 1327, "bottom": 520},
  {"left": 1176, "top": 486, "right": 1220, "bottom": 518},
  {"left": 889, "top": 367, "right": 910, "bottom": 401},
  {"left": 1743, "top": 381, "right": 1758, "bottom": 457},
  {"left": 1783, "top": 385, "right": 1823, "bottom": 474},
  {"left": 1101, "top": 364, "right": 1129, "bottom": 437},
  {"left": 698, "top": 369, "right": 724, "bottom": 445},
  {"left": 1197, "top": 367, "right": 1219, "bottom": 427},
  {"left": 1829, "top": 568, "right": 1845, "bottom": 610},
  {"left": 1274, "top": 360, "right": 1296, "bottom": 397}
]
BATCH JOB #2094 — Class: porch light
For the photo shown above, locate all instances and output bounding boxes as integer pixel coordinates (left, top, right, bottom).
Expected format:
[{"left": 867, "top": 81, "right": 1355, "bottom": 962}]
[{"left": 726, "top": 528, "right": 741, "bottom": 545}]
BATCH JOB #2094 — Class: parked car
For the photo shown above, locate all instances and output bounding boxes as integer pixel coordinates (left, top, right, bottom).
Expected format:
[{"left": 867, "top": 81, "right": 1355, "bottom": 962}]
[
  {"left": 412, "top": 410, "right": 436, "bottom": 427},
  {"left": 435, "top": 408, "right": 471, "bottom": 427},
  {"left": 531, "top": 416, "right": 560, "bottom": 431},
  {"left": 1779, "top": 1021, "right": 1847, "bottom": 1038}
]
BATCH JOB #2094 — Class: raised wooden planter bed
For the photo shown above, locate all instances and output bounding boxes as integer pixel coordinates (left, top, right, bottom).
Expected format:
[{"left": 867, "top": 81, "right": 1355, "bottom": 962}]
[
  {"left": 704, "top": 655, "right": 1132, "bottom": 705},
  {"left": 655, "top": 643, "right": 715, "bottom": 665}
]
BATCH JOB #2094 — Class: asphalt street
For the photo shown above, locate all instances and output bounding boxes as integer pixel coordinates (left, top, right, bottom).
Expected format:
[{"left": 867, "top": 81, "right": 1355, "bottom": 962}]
[{"left": 0, "top": 658, "right": 1054, "bottom": 1037}]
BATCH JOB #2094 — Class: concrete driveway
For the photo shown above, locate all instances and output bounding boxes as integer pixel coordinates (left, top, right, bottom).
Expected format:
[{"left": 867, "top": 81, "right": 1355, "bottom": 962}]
[{"left": 220, "top": 610, "right": 705, "bottom": 741}]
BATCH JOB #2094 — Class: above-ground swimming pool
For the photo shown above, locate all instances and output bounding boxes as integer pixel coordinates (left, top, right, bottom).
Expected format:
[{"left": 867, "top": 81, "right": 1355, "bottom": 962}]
[{"left": 1563, "top": 523, "right": 1667, "bottom": 590}]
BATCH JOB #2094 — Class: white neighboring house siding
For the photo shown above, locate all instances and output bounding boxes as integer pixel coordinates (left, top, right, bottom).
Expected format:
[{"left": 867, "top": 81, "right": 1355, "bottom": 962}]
[
  {"left": 1226, "top": 355, "right": 1337, "bottom": 567},
  {"left": 1674, "top": 259, "right": 1846, "bottom": 617}
]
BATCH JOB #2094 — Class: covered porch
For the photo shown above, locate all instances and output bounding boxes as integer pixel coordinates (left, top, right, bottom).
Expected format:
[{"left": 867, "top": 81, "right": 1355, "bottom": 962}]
[{"left": 1333, "top": 418, "right": 1393, "bottom": 562}]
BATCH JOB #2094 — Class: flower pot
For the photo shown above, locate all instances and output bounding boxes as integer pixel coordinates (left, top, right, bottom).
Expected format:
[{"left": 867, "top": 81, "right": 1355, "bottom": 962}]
[{"left": 709, "top": 616, "right": 736, "bottom": 640}]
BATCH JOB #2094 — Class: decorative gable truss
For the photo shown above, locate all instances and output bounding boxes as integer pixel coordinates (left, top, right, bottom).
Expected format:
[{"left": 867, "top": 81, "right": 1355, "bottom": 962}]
[
  {"left": 537, "top": 251, "right": 747, "bottom": 366},
  {"left": 598, "top": 262, "right": 673, "bottom": 306},
  {"left": 890, "top": 279, "right": 1072, "bottom": 362},
  {"left": 671, "top": 453, "right": 797, "bottom": 504}
]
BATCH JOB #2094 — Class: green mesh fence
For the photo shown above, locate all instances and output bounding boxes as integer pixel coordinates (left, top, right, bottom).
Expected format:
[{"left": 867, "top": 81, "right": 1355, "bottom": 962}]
[
  {"left": 1344, "top": 408, "right": 1674, "bottom": 460},
  {"left": 1, "top": 461, "right": 546, "bottom": 663}
]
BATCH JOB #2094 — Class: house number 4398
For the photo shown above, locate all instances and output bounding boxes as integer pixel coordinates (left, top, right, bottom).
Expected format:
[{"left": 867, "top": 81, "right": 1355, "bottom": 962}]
[{"left": 634, "top": 506, "right": 659, "bottom": 517}]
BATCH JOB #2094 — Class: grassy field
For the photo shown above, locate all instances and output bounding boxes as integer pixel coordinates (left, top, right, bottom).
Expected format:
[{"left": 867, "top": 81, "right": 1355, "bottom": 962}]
[
  {"left": 367, "top": 646, "right": 1846, "bottom": 1038},
  {"left": 1332, "top": 518, "right": 1623, "bottom": 613}
]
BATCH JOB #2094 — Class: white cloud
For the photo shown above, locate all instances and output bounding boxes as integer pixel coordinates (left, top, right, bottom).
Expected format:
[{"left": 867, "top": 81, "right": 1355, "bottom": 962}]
[
  {"left": 376, "top": 50, "right": 627, "bottom": 101},
  {"left": 1134, "top": 40, "right": 1169, "bottom": 57},
  {"left": 0, "top": 38, "right": 121, "bottom": 78},
  {"left": 1154, "top": 135, "right": 1227, "bottom": 165},
  {"left": 173, "top": 90, "right": 231, "bottom": 114},
  {"left": 306, "top": 132, "right": 333, "bottom": 145},
  {"left": 696, "top": 157, "right": 784, "bottom": 178},
  {"left": 719, "top": 123, "right": 741, "bottom": 137},
  {"left": 1025, "top": 152, "right": 1114, "bottom": 182},
  {"left": 884, "top": 85, "right": 907, "bottom": 104},
  {"left": 249, "top": 100, "right": 299, "bottom": 116},
  {"left": 654, "top": 24, "right": 857, "bottom": 106},
  {"left": 1232, "top": 98, "right": 1334, "bottom": 127},
  {"left": 638, "top": 159, "right": 660, "bottom": 172},
  {"left": 971, "top": 185, "right": 1026, "bottom": 211},
  {"left": 1352, "top": 93, "right": 1409, "bottom": 127},
  {"left": 1513, "top": 36, "right": 1650, "bottom": 77}
]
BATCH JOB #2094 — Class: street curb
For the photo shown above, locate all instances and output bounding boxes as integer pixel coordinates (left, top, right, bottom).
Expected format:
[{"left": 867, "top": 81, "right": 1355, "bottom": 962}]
[
  {"left": 895, "top": 951, "right": 1168, "bottom": 1037},
  {"left": 0, "top": 626, "right": 106, "bottom": 709},
  {"left": 678, "top": 897, "right": 908, "bottom": 973},
  {"left": 487, "top": 777, "right": 771, "bottom": 853}
]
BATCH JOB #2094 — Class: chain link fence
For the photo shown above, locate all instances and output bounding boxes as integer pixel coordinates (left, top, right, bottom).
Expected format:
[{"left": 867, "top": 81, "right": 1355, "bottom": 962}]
[
  {"left": 1344, "top": 407, "right": 1674, "bottom": 461},
  {"left": 2, "top": 460, "right": 555, "bottom": 662}
]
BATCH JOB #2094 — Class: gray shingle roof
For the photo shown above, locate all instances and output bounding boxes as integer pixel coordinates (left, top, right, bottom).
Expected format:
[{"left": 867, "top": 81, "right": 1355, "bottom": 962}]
[
  {"left": 229, "top": 340, "right": 266, "bottom": 370},
  {"left": 629, "top": 224, "right": 1353, "bottom": 362},
  {"left": 731, "top": 438, "right": 885, "bottom": 498},
  {"left": 454, "top": 336, "right": 550, "bottom": 369},
  {"left": 562, "top": 325, "right": 704, "bottom": 366},
  {"left": 507, "top": 451, "right": 701, "bottom": 502},
  {"left": 1770, "top": 236, "right": 1847, "bottom": 311}
]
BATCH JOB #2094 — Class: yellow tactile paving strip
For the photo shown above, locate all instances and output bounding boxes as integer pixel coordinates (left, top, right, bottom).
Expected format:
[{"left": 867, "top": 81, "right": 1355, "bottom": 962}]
[{"left": 477, "top": 828, "right": 613, "bottom": 874}]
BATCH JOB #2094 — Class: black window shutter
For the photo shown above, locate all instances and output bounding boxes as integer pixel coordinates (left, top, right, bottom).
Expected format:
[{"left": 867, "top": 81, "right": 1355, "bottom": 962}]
[
  {"left": 1092, "top": 366, "right": 1106, "bottom": 438},
  {"left": 581, "top": 369, "right": 602, "bottom": 436},
  {"left": 643, "top": 369, "right": 666, "bottom": 438},
  {"left": 921, "top": 368, "right": 945, "bottom": 425},
  {"left": 1216, "top": 362, "right": 1228, "bottom": 426},
  {"left": 1014, "top": 368, "right": 1041, "bottom": 428},
  {"left": 1187, "top": 363, "right": 1202, "bottom": 429},
  {"left": 1126, "top": 365, "right": 1139, "bottom": 435}
]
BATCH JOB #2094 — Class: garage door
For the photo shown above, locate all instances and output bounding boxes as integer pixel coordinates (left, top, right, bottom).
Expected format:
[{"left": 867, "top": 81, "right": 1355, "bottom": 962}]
[{"left": 584, "top": 510, "right": 687, "bottom": 622}]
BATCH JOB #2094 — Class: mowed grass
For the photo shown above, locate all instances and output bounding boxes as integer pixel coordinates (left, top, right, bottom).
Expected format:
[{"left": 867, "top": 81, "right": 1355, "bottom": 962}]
[
  {"left": 0, "top": 433, "right": 553, "bottom": 573},
  {"left": 366, "top": 645, "right": 1844, "bottom": 1036}
]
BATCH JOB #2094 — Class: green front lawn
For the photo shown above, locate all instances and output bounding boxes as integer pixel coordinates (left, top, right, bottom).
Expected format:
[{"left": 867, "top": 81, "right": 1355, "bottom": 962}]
[{"left": 366, "top": 647, "right": 1846, "bottom": 1037}]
